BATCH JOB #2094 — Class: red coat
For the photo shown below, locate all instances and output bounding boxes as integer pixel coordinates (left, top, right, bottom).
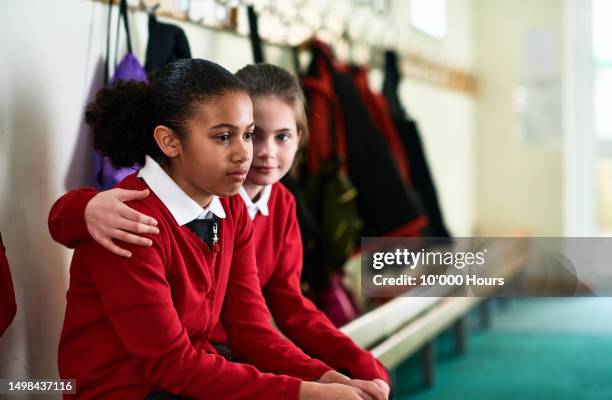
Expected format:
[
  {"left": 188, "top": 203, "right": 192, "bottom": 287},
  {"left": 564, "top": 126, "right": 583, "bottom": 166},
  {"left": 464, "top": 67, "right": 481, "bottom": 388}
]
[
  {"left": 0, "top": 233, "right": 16, "bottom": 336},
  {"left": 51, "top": 174, "right": 330, "bottom": 399},
  {"left": 49, "top": 182, "right": 389, "bottom": 385},
  {"left": 352, "top": 68, "right": 411, "bottom": 185}
]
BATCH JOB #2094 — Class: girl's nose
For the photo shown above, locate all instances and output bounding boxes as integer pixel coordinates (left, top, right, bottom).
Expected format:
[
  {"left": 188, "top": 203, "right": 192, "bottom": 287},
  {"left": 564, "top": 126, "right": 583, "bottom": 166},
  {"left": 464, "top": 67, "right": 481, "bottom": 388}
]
[
  {"left": 232, "top": 137, "right": 252, "bottom": 164},
  {"left": 256, "top": 139, "right": 275, "bottom": 160}
]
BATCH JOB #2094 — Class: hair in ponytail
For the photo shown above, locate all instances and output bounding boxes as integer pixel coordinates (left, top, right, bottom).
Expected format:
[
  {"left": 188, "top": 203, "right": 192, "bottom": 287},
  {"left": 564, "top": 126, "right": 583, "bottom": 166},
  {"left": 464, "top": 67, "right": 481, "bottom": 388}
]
[
  {"left": 85, "top": 80, "right": 151, "bottom": 168},
  {"left": 85, "top": 59, "right": 247, "bottom": 168}
]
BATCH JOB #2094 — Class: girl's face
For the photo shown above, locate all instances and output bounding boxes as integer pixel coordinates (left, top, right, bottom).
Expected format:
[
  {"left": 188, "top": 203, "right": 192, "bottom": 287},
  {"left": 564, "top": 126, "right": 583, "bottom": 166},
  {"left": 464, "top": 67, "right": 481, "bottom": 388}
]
[
  {"left": 246, "top": 95, "right": 300, "bottom": 188},
  {"left": 169, "top": 91, "right": 254, "bottom": 205}
]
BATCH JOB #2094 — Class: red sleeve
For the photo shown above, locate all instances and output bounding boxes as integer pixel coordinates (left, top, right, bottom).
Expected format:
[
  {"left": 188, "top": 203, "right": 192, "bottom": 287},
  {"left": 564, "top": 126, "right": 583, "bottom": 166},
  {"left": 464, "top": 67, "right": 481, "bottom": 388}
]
[
  {"left": 263, "top": 198, "right": 389, "bottom": 383},
  {"left": 48, "top": 188, "right": 97, "bottom": 248},
  {"left": 0, "top": 233, "right": 16, "bottom": 336},
  {"left": 78, "top": 212, "right": 302, "bottom": 399},
  {"left": 221, "top": 198, "right": 333, "bottom": 381}
]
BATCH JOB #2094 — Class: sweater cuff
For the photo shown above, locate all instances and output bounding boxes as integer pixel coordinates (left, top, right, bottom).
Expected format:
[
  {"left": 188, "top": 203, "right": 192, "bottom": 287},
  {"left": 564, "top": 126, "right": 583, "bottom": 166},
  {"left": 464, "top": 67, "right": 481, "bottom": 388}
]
[
  {"left": 282, "top": 377, "right": 302, "bottom": 400},
  {"left": 349, "top": 352, "right": 390, "bottom": 383},
  {"left": 68, "top": 189, "right": 97, "bottom": 242},
  {"left": 48, "top": 188, "right": 97, "bottom": 247},
  {"left": 302, "top": 362, "right": 334, "bottom": 382}
]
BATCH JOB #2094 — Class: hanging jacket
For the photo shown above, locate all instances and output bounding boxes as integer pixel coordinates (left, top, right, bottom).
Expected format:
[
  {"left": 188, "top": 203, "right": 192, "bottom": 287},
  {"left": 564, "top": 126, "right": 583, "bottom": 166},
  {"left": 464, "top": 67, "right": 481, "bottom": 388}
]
[
  {"left": 247, "top": 5, "right": 265, "bottom": 63},
  {"left": 351, "top": 67, "right": 412, "bottom": 186},
  {"left": 0, "top": 233, "right": 16, "bottom": 336},
  {"left": 145, "top": 14, "right": 192, "bottom": 74},
  {"left": 383, "top": 51, "right": 450, "bottom": 237},
  {"left": 303, "top": 41, "right": 428, "bottom": 238}
]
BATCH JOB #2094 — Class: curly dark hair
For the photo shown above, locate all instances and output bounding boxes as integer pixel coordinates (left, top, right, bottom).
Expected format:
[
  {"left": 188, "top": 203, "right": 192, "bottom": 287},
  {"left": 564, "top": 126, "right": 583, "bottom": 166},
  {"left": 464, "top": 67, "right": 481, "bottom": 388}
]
[{"left": 85, "top": 59, "right": 247, "bottom": 168}]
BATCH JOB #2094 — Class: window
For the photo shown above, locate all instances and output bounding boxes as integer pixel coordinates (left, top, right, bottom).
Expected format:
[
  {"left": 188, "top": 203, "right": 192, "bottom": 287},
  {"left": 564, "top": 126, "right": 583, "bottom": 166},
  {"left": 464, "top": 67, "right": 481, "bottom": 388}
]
[
  {"left": 593, "top": 0, "right": 612, "bottom": 235},
  {"left": 410, "top": 0, "right": 447, "bottom": 38}
]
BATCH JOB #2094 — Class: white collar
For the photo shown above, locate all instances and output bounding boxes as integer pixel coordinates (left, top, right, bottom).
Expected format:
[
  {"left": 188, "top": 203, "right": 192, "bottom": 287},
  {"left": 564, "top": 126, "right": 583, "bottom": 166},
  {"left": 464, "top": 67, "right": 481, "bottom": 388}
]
[
  {"left": 239, "top": 185, "right": 272, "bottom": 220},
  {"left": 138, "top": 156, "right": 226, "bottom": 226}
]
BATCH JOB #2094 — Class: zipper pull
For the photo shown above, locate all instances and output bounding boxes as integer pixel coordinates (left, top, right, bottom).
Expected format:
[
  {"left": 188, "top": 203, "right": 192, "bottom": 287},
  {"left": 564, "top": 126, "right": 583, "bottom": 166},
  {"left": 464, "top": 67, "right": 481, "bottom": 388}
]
[{"left": 212, "top": 222, "right": 219, "bottom": 246}]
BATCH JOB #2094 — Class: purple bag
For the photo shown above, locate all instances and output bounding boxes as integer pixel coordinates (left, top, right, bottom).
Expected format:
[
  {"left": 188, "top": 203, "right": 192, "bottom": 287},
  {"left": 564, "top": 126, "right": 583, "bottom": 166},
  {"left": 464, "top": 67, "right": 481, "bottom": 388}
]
[
  {"left": 95, "top": 0, "right": 146, "bottom": 190},
  {"left": 111, "top": 53, "right": 147, "bottom": 83}
]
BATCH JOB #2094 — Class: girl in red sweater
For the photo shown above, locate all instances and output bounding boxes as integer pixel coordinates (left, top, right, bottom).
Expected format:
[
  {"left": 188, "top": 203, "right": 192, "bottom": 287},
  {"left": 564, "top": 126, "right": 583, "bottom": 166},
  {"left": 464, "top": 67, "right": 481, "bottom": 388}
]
[
  {"left": 53, "top": 59, "right": 378, "bottom": 400},
  {"left": 0, "top": 232, "right": 16, "bottom": 336},
  {"left": 50, "top": 63, "right": 390, "bottom": 400}
]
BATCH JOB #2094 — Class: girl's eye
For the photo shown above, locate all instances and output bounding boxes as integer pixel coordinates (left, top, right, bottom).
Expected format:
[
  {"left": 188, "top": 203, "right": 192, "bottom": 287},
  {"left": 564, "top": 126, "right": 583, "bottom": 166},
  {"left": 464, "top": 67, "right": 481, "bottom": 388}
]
[
  {"left": 244, "top": 131, "right": 255, "bottom": 140},
  {"left": 276, "top": 133, "right": 290, "bottom": 142},
  {"left": 216, "top": 134, "right": 231, "bottom": 143}
]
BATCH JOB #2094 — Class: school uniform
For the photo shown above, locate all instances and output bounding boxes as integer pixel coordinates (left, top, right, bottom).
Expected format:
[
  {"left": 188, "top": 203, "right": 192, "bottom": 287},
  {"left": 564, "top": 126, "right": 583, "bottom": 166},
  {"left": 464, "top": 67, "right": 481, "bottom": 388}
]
[
  {"left": 210, "top": 183, "right": 389, "bottom": 383},
  {"left": 55, "top": 156, "right": 331, "bottom": 399},
  {"left": 0, "top": 233, "right": 16, "bottom": 336},
  {"left": 48, "top": 174, "right": 389, "bottom": 385}
]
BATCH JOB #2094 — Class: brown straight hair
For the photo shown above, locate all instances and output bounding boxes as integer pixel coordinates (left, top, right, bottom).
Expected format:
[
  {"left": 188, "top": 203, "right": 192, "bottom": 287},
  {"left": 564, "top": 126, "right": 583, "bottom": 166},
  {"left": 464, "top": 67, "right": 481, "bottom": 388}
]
[{"left": 235, "top": 63, "right": 309, "bottom": 147}]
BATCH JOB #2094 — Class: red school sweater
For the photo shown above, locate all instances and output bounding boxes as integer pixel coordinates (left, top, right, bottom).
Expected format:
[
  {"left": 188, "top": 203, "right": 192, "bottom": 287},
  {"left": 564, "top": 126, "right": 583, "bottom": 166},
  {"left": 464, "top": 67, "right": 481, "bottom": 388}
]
[
  {"left": 0, "top": 233, "right": 16, "bottom": 336},
  {"left": 53, "top": 174, "right": 330, "bottom": 399},
  {"left": 48, "top": 182, "right": 388, "bottom": 384},
  {"left": 209, "top": 183, "right": 389, "bottom": 383}
]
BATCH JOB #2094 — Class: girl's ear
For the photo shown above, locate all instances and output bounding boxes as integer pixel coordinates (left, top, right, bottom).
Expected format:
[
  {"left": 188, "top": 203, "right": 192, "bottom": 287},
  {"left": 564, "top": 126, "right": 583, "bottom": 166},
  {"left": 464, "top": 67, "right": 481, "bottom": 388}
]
[{"left": 153, "top": 125, "right": 182, "bottom": 158}]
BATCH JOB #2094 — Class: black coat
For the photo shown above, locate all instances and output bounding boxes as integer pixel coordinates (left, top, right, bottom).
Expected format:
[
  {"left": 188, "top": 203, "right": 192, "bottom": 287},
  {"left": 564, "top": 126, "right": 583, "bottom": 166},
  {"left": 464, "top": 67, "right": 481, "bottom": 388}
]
[
  {"left": 383, "top": 51, "right": 450, "bottom": 237},
  {"left": 145, "top": 15, "right": 192, "bottom": 74}
]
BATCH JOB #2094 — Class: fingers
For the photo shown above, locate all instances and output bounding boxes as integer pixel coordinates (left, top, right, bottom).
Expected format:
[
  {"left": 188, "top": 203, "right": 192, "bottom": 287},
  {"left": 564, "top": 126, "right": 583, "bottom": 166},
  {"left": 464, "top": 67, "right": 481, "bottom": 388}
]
[
  {"left": 118, "top": 204, "right": 159, "bottom": 232},
  {"left": 99, "top": 238, "right": 132, "bottom": 258},
  {"left": 116, "top": 188, "right": 151, "bottom": 202},
  {"left": 318, "top": 370, "right": 351, "bottom": 384},
  {"left": 111, "top": 229, "right": 153, "bottom": 247},
  {"left": 114, "top": 189, "right": 158, "bottom": 227},
  {"left": 348, "top": 380, "right": 386, "bottom": 400},
  {"left": 116, "top": 217, "right": 160, "bottom": 236},
  {"left": 352, "top": 387, "right": 375, "bottom": 400},
  {"left": 373, "top": 380, "right": 390, "bottom": 398}
]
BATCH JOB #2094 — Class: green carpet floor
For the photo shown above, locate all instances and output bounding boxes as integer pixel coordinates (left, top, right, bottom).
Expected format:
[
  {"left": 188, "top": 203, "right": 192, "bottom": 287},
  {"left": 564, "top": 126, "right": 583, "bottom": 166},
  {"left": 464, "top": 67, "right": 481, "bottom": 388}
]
[{"left": 394, "top": 298, "right": 612, "bottom": 400}]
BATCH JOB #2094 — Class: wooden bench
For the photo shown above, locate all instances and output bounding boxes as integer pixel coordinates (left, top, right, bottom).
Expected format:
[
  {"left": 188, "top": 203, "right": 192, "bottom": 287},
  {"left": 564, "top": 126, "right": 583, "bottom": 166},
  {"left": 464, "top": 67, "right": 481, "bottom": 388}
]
[{"left": 341, "top": 236, "right": 531, "bottom": 385}]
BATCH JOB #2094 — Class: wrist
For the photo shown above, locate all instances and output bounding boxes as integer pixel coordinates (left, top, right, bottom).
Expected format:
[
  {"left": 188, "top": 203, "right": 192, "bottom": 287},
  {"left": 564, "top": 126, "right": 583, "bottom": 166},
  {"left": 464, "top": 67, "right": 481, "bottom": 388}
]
[
  {"left": 317, "top": 370, "right": 350, "bottom": 384},
  {"left": 299, "top": 381, "right": 321, "bottom": 400}
]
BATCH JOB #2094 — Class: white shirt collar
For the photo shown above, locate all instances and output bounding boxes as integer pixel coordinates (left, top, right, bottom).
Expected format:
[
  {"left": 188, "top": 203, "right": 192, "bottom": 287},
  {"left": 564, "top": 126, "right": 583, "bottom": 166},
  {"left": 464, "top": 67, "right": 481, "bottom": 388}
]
[
  {"left": 239, "top": 185, "right": 272, "bottom": 220},
  {"left": 138, "top": 156, "right": 226, "bottom": 226}
]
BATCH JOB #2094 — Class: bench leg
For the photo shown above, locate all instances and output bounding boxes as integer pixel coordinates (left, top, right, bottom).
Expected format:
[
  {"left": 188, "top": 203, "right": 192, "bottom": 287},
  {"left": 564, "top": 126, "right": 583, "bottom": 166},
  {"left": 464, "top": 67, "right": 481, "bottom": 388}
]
[
  {"left": 421, "top": 340, "right": 436, "bottom": 387},
  {"left": 454, "top": 317, "right": 467, "bottom": 354},
  {"left": 480, "top": 299, "right": 493, "bottom": 329},
  {"left": 497, "top": 296, "right": 511, "bottom": 311}
]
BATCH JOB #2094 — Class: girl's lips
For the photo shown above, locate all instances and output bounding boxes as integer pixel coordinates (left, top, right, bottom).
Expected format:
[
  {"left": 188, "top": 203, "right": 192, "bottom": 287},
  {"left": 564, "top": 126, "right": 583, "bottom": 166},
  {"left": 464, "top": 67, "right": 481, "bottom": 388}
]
[
  {"left": 252, "top": 166, "right": 278, "bottom": 173},
  {"left": 227, "top": 169, "right": 248, "bottom": 182},
  {"left": 228, "top": 173, "right": 247, "bottom": 182}
]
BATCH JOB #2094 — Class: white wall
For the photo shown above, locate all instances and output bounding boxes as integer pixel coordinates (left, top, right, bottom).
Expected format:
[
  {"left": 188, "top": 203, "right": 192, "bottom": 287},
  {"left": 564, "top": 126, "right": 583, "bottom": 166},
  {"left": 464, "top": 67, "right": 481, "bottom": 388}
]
[
  {"left": 473, "top": 0, "right": 564, "bottom": 236},
  {"left": 0, "top": 0, "right": 476, "bottom": 396},
  {"left": 405, "top": 0, "right": 476, "bottom": 237}
]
